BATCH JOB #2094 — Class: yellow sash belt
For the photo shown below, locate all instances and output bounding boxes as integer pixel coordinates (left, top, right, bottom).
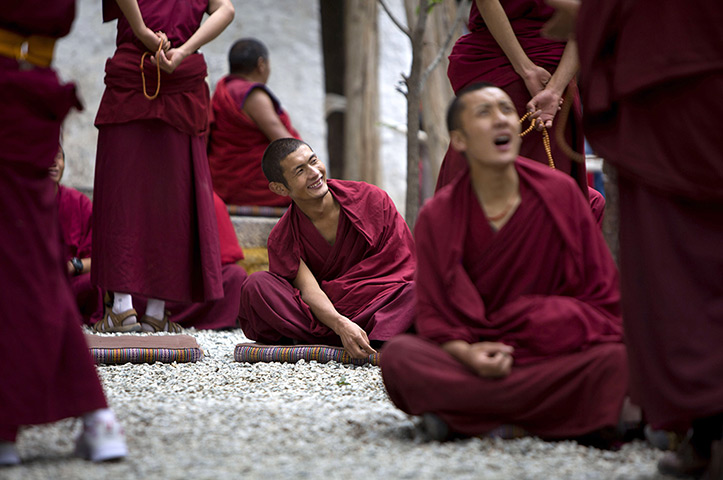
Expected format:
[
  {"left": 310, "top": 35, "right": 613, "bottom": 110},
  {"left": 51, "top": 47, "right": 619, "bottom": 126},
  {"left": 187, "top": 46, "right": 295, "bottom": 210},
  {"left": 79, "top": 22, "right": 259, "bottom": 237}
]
[{"left": 0, "top": 28, "right": 56, "bottom": 68}]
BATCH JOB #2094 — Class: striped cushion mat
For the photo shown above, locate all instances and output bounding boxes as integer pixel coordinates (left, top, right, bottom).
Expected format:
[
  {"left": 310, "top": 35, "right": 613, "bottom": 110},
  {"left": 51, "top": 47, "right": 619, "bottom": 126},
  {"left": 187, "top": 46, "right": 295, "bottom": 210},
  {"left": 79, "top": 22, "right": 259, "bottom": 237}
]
[
  {"left": 234, "top": 343, "right": 379, "bottom": 366},
  {"left": 85, "top": 334, "right": 203, "bottom": 364},
  {"left": 227, "top": 205, "right": 287, "bottom": 218}
]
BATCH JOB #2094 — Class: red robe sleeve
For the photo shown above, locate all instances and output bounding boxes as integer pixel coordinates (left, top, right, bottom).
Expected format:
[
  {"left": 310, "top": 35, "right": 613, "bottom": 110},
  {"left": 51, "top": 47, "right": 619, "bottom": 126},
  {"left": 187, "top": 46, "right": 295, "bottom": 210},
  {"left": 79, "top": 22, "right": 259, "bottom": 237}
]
[
  {"left": 213, "top": 192, "right": 244, "bottom": 264},
  {"left": 56, "top": 185, "right": 93, "bottom": 260}
]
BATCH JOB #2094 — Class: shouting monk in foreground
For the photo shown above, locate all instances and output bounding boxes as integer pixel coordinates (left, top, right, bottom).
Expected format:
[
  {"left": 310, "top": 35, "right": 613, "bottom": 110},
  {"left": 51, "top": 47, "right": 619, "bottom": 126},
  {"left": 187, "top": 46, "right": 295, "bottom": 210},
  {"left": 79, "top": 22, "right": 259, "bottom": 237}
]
[
  {"left": 381, "top": 83, "right": 628, "bottom": 442},
  {"left": 240, "top": 138, "right": 415, "bottom": 359}
]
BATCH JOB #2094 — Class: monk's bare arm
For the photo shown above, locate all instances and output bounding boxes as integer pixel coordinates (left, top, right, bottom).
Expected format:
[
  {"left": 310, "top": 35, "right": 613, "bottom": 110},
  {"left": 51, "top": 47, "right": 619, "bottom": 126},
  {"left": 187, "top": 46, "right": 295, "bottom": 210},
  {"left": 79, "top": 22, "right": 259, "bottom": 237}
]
[
  {"left": 527, "top": 40, "right": 579, "bottom": 128},
  {"left": 442, "top": 340, "right": 514, "bottom": 378},
  {"left": 114, "top": 0, "right": 164, "bottom": 51},
  {"left": 476, "top": 0, "right": 550, "bottom": 98},
  {"left": 155, "top": 0, "right": 235, "bottom": 73},
  {"left": 293, "top": 259, "right": 377, "bottom": 359},
  {"left": 243, "top": 89, "right": 294, "bottom": 141},
  {"left": 66, "top": 257, "right": 91, "bottom": 276}
]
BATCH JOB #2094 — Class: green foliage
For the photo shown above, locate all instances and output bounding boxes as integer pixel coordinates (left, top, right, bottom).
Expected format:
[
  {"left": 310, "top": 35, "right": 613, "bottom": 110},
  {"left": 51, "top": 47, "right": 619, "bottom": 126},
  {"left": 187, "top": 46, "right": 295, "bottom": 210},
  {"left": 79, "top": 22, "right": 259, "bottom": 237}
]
[
  {"left": 336, "top": 375, "right": 350, "bottom": 387},
  {"left": 415, "top": 0, "right": 445, "bottom": 15}
]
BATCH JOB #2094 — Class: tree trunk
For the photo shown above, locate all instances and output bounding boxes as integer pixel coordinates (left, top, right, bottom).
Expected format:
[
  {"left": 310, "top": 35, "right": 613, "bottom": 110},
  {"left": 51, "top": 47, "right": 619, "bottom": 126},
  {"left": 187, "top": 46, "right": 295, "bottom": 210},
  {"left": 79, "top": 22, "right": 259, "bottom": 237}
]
[
  {"left": 415, "top": 1, "right": 461, "bottom": 200},
  {"left": 319, "top": 0, "right": 346, "bottom": 179},
  {"left": 344, "top": 0, "right": 380, "bottom": 183},
  {"left": 401, "top": 0, "right": 428, "bottom": 227}
]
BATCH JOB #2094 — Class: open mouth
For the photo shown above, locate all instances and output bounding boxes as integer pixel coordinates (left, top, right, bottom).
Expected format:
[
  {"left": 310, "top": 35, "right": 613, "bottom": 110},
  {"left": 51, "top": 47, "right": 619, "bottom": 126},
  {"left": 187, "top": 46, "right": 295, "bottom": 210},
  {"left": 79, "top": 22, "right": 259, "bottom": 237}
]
[
  {"left": 308, "top": 178, "right": 324, "bottom": 189},
  {"left": 494, "top": 135, "right": 511, "bottom": 146}
]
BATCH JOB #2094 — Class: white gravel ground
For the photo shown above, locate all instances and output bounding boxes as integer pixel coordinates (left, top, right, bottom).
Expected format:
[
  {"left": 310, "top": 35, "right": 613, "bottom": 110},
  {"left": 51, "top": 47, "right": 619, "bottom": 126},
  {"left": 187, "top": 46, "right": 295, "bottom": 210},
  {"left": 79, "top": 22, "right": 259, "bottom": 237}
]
[{"left": 4, "top": 329, "right": 674, "bottom": 480}]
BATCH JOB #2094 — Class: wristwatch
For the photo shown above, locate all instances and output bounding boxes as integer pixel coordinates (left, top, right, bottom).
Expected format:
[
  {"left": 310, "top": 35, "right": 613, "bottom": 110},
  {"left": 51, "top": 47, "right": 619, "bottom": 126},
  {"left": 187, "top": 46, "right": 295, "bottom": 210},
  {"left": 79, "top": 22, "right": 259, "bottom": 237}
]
[{"left": 71, "top": 257, "right": 83, "bottom": 275}]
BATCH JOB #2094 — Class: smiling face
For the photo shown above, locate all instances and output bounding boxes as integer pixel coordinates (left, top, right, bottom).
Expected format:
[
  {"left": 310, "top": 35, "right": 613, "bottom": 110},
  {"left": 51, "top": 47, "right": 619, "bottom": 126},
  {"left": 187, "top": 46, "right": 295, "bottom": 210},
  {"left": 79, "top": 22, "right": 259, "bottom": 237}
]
[
  {"left": 450, "top": 87, "right": 521, "bottom": 169},
  {"left": 48, "top": 146, "right": 65, "bottom": 184},
  {"left": 270, "top": 144, "right": 328, "bottom": 202}
]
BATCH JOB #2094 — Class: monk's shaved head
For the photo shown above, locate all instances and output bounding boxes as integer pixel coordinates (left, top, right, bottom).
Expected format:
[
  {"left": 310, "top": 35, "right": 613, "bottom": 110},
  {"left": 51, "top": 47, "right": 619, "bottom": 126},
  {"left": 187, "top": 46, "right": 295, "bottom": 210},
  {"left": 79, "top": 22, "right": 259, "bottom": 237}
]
[
  {"left": 447, "top": 82, "right": 499, "bottom": 132},
  {"left": 228, "top": 38, "right": 268, "bottom": 75},
  {"left": 263, "top": 138, "right": 312, "bottom": 186}
]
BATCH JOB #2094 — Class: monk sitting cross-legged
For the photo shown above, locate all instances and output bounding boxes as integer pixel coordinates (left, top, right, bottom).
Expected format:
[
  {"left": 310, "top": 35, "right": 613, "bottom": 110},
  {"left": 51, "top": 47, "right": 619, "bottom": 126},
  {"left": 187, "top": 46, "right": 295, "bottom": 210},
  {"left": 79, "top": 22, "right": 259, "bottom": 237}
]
[
  {"left": 381, "top": 83, "right": 629, "bottom": 442},
  {"left": 239, "top": 138, "right": 415, "bottom": 359}
]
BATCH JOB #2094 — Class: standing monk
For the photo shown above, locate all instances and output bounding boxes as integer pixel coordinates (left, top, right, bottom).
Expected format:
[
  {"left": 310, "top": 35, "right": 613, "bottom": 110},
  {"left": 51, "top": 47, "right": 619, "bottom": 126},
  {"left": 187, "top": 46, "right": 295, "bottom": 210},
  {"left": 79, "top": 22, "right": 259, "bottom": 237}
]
[
  {"left": 436, "top": 0, "right": 587, "bottom": 195},
  {"left": 208, "top": 38, "right": 301, "bottom": 208},
  {"left": 381, "top": 83, "right": 627, "bottom": 441},
  {"left": 239, "top": 138, "right": 415, "bottom": 359},
  {"left": 133, "top": 192, "right": 249, "bottom": 330},
  {"left": 0, "top": 0, "right": 127, "bottom": 464},
  {"left": 91, "top": 0, "right": 234, "bottom": 333},
  {"left": 557, "top": 0, "right": 723, "bottom": 476}
]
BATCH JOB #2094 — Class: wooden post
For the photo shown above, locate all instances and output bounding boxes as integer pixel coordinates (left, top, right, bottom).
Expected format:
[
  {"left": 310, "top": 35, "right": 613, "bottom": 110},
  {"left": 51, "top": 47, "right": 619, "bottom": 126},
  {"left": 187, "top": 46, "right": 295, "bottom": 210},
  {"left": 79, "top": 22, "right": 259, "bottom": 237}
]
[
  {"left": 413, "top": 1, "right": 460, "bottom": 199},
  {"left": 344, "top": 0, "right": 380, "bottom": 183}
]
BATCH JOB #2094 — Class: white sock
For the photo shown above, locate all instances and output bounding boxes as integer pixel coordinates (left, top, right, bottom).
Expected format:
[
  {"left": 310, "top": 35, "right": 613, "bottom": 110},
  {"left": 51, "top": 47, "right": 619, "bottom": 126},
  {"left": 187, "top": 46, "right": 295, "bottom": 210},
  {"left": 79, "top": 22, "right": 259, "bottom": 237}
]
[
  {"left": 82, "top": 408, "right": 116, "bottom": 427},
  {"left": 112, "top": 292, "right": 133, "bottom": 314},
  {"left": 145, "top": 298, "right": 165, "bottom": 319}
]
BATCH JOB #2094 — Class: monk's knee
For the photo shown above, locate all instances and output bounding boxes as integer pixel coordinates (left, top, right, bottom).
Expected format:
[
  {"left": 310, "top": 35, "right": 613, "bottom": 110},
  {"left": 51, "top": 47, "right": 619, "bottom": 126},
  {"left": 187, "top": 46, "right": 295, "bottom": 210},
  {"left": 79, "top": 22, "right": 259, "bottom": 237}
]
[
  {"left": 380, "top": 334, "right": 424, "bottom": 374},
  {"left": 240, "top": 271, "right": 276, "bottom": 299}
]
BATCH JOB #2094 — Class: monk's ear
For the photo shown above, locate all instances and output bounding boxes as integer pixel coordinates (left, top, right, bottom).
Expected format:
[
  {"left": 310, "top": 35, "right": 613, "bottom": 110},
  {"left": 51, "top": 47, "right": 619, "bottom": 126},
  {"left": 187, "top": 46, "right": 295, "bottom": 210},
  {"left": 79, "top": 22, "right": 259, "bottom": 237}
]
[
  {"left": 449, "top": 130, "right": 467, "bottom": 153},
  {"left": 269, "top": 182, "right": 289, "bottom": 197},
  {"left": 257, "top": 57, "right": 268, "bottom": 74}
]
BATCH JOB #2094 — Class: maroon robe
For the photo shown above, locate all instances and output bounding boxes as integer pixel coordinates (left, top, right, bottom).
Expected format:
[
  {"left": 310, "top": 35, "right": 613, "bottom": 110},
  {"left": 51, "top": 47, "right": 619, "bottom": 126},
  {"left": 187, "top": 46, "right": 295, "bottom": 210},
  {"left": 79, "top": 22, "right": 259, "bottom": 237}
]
[
  {"left": 381, "top": 157, "right": 626, "bottom": 438},
  {"left": 133, "top": 192, "right": 248, "bottom": 329},
  {"left": 208, "top": 76, "right": 300, "bottom": 207},
  {"left": 239, "top": 180, "right": 415, "bottom": 344},
  {"left": 92, "top": 0, "right": 223, "bottom": 304},
  {"left": 578, "top": 0, "right": 723, "bottom": 432},
  {"left": 438, "top": 0, "right": 586, "bottom": 193},
  {"left": 0, "top": 0, "right": 107, "bottom": 442},
  {"left": 57, "top": 185, "right": 103, "bottom": 325}
]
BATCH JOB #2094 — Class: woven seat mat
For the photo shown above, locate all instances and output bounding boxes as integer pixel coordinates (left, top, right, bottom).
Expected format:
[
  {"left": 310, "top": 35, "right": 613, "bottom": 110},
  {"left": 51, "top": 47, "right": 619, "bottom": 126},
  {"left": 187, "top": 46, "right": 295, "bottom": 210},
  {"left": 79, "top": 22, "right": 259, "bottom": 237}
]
[
  {"left": 234, "top": 342, "right": 379, "bottom": 366},
  {"left": 85, "top": 334, "right": 203, "bottom": 364}
]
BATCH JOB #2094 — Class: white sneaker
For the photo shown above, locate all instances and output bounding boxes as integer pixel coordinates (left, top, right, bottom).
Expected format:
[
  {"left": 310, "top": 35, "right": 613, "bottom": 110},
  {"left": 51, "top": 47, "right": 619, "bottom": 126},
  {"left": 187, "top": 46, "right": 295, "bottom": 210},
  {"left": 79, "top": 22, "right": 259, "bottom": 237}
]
[
  {"left": 0, "top": 442, "right": 20, "bottom": 466},
  {"left": 74, "top": 412, "right": 128, "bottom": 462}
]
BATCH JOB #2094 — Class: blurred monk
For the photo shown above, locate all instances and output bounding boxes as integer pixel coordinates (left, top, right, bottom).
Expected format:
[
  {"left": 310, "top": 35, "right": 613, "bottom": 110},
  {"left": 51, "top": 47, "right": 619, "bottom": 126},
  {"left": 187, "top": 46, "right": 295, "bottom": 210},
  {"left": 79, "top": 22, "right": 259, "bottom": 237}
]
[
  {"left": 239, "top": 138, "right": 415, "bottom": 359},
  {"left": 381, "top": 83, "right": 627, "bottom": 443},
  {"left": 0, "top": 0, "right": 126, "bottom": 464},
  {"left": 550, "top": 0, "right": 723, "bottom": 476},
  {"left": 208, "top": 37, "right": 301, "bottom": 208}
]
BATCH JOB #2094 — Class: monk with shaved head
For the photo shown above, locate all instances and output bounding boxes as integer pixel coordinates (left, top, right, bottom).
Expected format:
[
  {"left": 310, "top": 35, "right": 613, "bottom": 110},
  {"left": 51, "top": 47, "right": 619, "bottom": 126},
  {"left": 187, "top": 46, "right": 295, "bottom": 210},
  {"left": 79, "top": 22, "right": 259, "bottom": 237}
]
[{"left": 381, "top": 83, "right": 629, "bottom": 443}]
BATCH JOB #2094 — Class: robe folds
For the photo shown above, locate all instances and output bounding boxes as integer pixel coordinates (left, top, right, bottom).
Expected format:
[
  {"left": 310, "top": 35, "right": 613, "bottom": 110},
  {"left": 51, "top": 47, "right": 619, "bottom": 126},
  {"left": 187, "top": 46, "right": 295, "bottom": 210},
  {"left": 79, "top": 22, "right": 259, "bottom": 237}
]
[
  {"left": 0, "top": 1, "right": 107, "bottom": 442},
  {"left": 63, "top": 186, "right": 245, "bottom": 329},
  {"left": 240, "top": 180, "right": 415, "bottom": 343},
  {"left": 92, "top": 0, "right": 223, "bottom": 304},
  {"left": 438, "top": 0, "right": 585, "bottom": 193},
  {"left": 578, "top": 0, "right": 723, "bottom": 431},
  {"left": 134, "top": 193, "right": 248, "bottom": 330},
  {"left": 381, "top": 157, "right": 626, "bottom": 437},
  {"left": 208, "top": 76, "right": 300, "bottom": 207}
]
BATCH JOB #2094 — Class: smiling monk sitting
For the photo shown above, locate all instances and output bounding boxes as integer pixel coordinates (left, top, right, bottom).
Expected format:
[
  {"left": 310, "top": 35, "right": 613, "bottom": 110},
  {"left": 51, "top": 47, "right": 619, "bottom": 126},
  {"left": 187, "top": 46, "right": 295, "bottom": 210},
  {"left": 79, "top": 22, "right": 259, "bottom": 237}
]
[
  {"left": 239, "top": 138, "right": 416, "bottom": 359},
  {"left": 381, "top": 83, "right": 628, "bottom": 442}
]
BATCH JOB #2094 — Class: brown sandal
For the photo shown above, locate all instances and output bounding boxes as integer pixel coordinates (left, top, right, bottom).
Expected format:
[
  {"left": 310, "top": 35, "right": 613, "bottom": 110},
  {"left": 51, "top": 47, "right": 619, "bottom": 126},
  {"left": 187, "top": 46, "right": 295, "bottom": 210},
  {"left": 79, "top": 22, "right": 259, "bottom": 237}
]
[
  {"left": 140, "top": 311, "right": 182, "bottom": 333},
  {"left": 93, "top": 307, "right": 142, "bottom": 333}
]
